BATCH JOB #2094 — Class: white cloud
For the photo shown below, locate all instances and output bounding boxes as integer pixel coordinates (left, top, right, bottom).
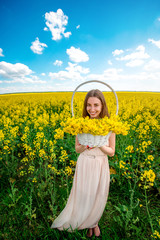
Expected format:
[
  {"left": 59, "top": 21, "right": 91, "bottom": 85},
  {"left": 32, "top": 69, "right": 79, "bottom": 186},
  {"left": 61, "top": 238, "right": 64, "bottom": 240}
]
[
  {"left": 86, "top": 68, "right": 123, "bottom": 82},
  {"left": 44, "top": 9, "right": 71, "bottom": 41},
  {"left": 0, "top": 85, "right": 47, "bottom": 94},
  {"left": 104, "top": 68, "right": 123, "bottom": 76},
  {"left": 76, "top": 25, "right": 80, "bottom": 29},
  {"left": 144, "top": 59, "right": 160, "bottom": 71},
  {"left": 66, "top": 46, "right": 89, "bottom": 63},
  {"left": 48, "top": 55, "right": 160, "bottom": 91},
  {"left": 49, "top": 62, "right": 89, "bottom": 81},
  {"left": 49, "top": 71, "right": 83, "bottom": 80},
  {"left": 0, "top": 61, "right": 33, "bottom": 78},
  {"left": 96, "top": 68, "right": 123, "bottom": 81},
  {"left": 63, "top": 32, "right": 71, "bottom": 38},
  {"left": 30, "top": 37, "right": 47, "bottom": 54},
  {"left": 49, "top": 64, "right": 160, "bottom": 91},
  {"left": 126, "top": 59, "right": 144, "bottom": 67},
  {"left": 116, "top": 45, "right": 150, "bottom": 61},
  {"left": 54, "top": 60, "right": 63, "bottom": 66},
  {"left": 148, "top": 38, "right": 160, "bottom": 48},
  {"left": 66, "top": 62, "right": 90, "bottom": 74},
  {"left": 108, "top": 60, "right": 112, "bottom": 65},
  {"left": 3, "top": 78, "right": 45, "bottom": 84},
  {"left": 41, "top": 73, "right": 46, "bottom": 76},
  {"left": 0, "top": 48, "right": 4, "bottom": 57},
  {"left": 112, "top": 49, "right": 124, "bottom": 56},
  {"left": 0, "top": 61, "right": 45, "bottom": 84},
  {"left": 86, "top": 65, "right": 160, "bottom": 90},
  {"left": 49, "top": 70, "right": 83, "bottom": 81}
]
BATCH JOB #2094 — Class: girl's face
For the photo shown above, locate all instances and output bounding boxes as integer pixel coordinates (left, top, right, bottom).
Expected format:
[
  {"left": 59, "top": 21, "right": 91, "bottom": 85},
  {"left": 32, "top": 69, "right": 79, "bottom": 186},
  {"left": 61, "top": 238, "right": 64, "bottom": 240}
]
[{"left": 86, "top": 97, "right": 102, "bottom": 119}]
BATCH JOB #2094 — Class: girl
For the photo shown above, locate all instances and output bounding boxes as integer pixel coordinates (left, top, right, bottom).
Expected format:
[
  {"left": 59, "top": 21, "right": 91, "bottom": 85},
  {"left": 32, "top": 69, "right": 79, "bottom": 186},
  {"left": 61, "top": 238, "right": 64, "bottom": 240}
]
[{"left": 51, "top": 89, "right": 116, "bottom": 237}]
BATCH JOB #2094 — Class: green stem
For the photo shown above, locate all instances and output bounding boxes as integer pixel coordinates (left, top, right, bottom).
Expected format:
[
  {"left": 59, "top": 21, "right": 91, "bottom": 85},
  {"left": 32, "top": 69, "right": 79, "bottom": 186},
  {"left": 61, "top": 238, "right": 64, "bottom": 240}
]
[
  {"left": 144, "top": 183, "right": 154, "bottom": 234},
  {"left": 66, "top": 174, "right": 69, "bottom": 198},
  {"left": 33, "top": 186, "right": 50, "bottom": 227}
]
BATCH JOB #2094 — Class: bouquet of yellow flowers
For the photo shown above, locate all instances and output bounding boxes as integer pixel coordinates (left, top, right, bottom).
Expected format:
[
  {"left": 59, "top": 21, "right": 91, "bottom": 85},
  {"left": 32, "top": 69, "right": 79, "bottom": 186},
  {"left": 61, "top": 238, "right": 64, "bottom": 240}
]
[{"left": 61, "top": 115, "right": 130, "bottom": 147}]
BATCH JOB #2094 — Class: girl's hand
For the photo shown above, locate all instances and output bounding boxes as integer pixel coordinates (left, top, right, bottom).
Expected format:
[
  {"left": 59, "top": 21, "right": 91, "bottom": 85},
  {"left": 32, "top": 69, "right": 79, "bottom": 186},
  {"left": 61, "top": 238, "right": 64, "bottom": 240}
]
[
  {"left": 99, "top": 143, "right": 109, "bottom": 150},
  {"left": 86, "top": 145, "right": 95, "bottom": 150},
  {"left": 99, "top": 146, "right": 105, "bottom": 151},
  {"left": 99, "top": 133, "right": 116, "bottom": 157},
  {"left": 75, "top": 136, "right": 88, "bottom": 153},
  {"left": 99, "top": 145, "right": 115, "bottom": 157}
]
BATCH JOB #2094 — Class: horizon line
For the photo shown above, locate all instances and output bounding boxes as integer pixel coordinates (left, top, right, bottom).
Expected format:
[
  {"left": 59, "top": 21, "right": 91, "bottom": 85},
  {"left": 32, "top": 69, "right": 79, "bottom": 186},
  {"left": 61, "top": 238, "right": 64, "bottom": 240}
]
[{"left": 0, "top": 90, "right": 160, "bottom": 96}]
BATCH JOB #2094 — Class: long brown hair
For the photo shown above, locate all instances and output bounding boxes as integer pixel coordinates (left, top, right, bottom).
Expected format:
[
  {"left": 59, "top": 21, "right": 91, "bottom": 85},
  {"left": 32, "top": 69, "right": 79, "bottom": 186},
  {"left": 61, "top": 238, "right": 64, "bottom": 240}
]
[{"left": 82, "top": 89, "right": 110, "bottom": 118}]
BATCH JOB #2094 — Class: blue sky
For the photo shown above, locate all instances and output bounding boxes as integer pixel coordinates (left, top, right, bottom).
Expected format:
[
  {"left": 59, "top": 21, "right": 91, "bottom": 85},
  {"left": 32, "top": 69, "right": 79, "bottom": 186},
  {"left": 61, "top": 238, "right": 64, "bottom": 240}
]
[{"left": 0, "top": 0, "right": 160, "bottom": 94}]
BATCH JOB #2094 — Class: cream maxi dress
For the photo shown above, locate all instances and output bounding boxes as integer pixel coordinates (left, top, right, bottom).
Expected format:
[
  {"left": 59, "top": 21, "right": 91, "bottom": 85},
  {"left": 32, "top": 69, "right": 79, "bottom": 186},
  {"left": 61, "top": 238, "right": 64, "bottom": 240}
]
[{"left": 51, "top": 145, "right": 110, "bottom": 232}]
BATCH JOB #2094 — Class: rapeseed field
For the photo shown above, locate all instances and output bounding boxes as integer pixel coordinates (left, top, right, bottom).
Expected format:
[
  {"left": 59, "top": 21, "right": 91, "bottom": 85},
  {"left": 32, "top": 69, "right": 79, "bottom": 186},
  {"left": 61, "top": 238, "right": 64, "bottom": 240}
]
[{"left": 0, "top": 92, "right": 160, "bottom": 239}]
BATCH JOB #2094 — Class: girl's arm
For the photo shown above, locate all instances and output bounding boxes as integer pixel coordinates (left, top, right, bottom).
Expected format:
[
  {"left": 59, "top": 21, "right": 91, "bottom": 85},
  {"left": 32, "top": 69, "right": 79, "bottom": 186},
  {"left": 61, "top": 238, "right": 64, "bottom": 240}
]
[
  {"left": 75, "top": 135, "right": 88, "bottom": 153},
  {"left": 99, "top": 133, "right": 116, "bottom": 157}
]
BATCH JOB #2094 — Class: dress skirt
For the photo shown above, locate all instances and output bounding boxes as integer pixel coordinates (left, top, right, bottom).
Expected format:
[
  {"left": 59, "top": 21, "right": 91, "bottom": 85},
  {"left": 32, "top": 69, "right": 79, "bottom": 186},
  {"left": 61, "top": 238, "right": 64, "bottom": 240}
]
[{"left": 51, "top": 147, "right": 110, "bottom": 232}]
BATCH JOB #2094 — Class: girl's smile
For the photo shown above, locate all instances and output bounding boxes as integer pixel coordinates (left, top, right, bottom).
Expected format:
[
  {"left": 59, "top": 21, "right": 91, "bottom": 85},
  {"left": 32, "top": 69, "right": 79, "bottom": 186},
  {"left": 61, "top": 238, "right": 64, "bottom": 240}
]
[{"left": 87, "top": 97, "right": 102, "bottom": 119}]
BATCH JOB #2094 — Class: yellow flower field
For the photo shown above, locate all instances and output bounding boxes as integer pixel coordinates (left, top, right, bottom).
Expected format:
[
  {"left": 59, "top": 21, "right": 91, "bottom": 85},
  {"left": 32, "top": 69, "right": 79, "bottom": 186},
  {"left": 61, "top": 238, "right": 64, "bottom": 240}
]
[
  {"left": 0, "top": 91, "right": 159, "bottom": 182},
  {"left": 0, "top": 91, "right": 160, "bottom": 239}
]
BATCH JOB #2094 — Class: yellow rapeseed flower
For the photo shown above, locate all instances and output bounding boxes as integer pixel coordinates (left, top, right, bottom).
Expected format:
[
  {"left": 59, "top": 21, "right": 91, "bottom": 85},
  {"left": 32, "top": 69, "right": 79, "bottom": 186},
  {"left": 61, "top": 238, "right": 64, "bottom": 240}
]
[
  {"left": 62, "top": 115, "right": 130, "bottom": 136},
  {"left": 54, "top": 128, "right": 64, "bottom": 139},
  {"left": 126, "top": 145, "right": 134, "bottom": 153},
  {"left": 65, "top": 166, "right": 72, "bottom": 176},
  {"left": 32, "top": 178, "right": 37, "bottom": 183},
  {"left": 151, "top": 230, "right": 160, "bottom": 239},
  {"left": 0, "top": 130, "right": 4, "bottom": 141},
  {"left": 119, "top": 160, "right": 126, "bottom": 169}
]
